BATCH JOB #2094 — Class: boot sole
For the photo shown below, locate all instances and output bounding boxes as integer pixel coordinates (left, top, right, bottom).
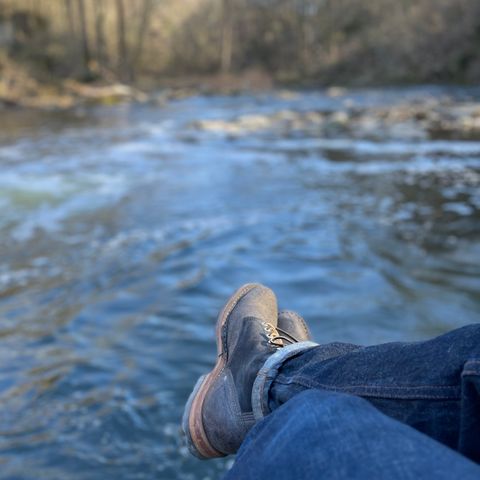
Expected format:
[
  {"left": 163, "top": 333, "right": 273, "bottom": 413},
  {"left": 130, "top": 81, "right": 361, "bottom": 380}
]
[{"left": 182, "top": 283, "right": 259, "bottom": 459}]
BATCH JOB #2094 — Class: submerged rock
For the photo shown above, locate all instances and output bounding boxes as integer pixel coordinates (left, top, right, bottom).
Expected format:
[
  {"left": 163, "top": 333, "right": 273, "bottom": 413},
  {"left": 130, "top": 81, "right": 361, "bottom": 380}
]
[{"left": 191, "top": 97, "right": 480, "bottom": 141}]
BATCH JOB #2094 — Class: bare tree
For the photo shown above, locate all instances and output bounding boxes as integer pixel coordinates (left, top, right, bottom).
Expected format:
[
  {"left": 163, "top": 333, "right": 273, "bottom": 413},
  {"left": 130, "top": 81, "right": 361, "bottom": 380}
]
[
  {"left": 76, "top": 0, "right": 91, "bottom": 75},
  {"left": 63, "top": 0, "right": 77, "bottom": 58},
  {"left": 131, "top": 0, "right": 155, "bottom": 81},
  {"left": 93, "top": 0, "right": 107, "bottom": 69},
  {"left": 293, "top": 0, "right": 307, "bottom": 74},
  {"left": 115, "top": 0, "right": 129, "bottom": 82},
  {"left": 220, "top": 0, "right": 233, "bottom": 73}
]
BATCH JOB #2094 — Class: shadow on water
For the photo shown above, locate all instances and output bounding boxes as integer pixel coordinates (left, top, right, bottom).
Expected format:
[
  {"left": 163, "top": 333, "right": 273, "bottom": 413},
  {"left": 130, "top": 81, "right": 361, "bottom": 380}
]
[{"left": 0, "top": 87, "right": 479, "bottom": 479}]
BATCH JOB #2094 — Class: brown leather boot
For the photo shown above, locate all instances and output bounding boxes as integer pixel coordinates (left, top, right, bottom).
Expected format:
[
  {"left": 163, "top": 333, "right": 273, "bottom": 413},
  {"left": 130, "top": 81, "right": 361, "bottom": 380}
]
[{"left": 182, "top": 284, "right": 314, "bottom": 459}]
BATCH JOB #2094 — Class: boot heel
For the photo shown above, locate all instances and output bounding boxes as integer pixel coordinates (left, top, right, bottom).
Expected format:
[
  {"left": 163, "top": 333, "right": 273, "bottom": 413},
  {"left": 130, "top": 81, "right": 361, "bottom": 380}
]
[{"left": 182, "top": 374, "right": 225, "bottom": 459}]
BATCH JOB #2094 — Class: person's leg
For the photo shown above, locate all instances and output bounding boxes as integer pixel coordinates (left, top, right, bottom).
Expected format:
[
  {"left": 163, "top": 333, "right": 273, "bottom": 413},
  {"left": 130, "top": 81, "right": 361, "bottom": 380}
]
[
  {"left": 226, "top": 390, "right": 480, "bottom": 480},
  {"left": 253, "top": 324, "right": 480, "bottom": 463},
  {"left": 182, "top": 284, "right": 318, "bottom": 459}
]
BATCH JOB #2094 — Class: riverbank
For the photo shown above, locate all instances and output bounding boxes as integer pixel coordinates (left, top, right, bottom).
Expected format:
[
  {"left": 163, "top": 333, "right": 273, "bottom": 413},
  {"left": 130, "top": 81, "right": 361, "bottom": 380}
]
[
  {"left": 0, "top": 66, "right": 151, "bottom": 110},
  {"left": 0, "top": 51, "right": 276, "bottom": 110},
  {"left": 2, "top": 55, "right": 480, "bottom": 142}
]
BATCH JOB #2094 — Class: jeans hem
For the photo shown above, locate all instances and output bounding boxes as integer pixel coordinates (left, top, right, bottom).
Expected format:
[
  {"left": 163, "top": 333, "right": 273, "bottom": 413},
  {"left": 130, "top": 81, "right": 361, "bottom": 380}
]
[{"left": 252, "top": 341, "right": 318, "bottom": 422}]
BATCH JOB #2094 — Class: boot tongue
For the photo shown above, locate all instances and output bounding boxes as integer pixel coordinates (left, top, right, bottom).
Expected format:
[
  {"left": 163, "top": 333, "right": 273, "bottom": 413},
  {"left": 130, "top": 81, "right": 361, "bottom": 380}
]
[{"left": 227, "top": 316, "right": 276, "bottom": 413}]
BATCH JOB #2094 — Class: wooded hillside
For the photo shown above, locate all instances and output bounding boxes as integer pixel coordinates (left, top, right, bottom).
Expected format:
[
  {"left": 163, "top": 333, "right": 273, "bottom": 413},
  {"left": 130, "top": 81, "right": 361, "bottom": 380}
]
[{"left": 1, "top": 0, "right": 479, "bottom": 89}]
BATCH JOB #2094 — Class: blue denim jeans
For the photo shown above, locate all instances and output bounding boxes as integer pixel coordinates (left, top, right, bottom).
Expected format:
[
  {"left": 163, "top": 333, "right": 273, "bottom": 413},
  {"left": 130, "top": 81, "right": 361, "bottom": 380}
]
[{"left": 226, "top": 324, "right": 480, "bottom": 479}]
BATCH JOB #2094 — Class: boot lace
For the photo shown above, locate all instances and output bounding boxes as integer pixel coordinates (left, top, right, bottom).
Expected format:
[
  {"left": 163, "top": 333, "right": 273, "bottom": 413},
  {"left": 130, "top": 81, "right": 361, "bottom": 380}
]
[{"left": 261, "top": 322, "right": 300, "bottom": 348}]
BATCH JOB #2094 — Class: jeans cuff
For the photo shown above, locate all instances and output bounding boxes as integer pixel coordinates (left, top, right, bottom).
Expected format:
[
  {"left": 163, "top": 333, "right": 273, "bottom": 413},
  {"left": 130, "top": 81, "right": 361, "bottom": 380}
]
[{"left": 252, "top": 341, "right": 318, "bottom": 421}]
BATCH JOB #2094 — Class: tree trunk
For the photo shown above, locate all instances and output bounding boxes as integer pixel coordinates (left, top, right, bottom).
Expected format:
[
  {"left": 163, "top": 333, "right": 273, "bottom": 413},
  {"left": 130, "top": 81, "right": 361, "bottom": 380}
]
[
  {"left": 115, "top": 0, "right": 129, "bottom": 82},
  {"left": 93, "top": 0, "right": 107, "bottom": 68},
  {"left": 220, "top": 0, "right": 233, "bottom": 73},
  {"left": 76, "top": 0, "right": 91, "bottom": 76},
  {"left": 297, "top": 0, "right": 309, "bottom": 75},
  {"left": 131, "top": 0, "right": 154, "bottom": 82},
  {"left": 64, "top": 0, "right": 77, "bottom": 58}
]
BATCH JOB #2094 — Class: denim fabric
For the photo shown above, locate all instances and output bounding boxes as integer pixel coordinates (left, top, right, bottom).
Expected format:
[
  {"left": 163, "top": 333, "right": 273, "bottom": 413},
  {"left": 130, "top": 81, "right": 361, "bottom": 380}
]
[
  {"left": 252, "top": 340, "right": 318, "bottom": 421},
  {"left": 266, "top": 324, "right": 480, "bottom": 463},
  {"left": 225, "top": 390, "right": 480, "bottom": 480}
]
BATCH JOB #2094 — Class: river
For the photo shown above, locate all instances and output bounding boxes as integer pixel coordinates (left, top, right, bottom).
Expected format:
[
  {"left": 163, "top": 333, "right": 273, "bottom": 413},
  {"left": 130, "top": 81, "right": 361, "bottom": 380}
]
[{"left": 0, "top": 87, "right": 479, "bottom": 479}]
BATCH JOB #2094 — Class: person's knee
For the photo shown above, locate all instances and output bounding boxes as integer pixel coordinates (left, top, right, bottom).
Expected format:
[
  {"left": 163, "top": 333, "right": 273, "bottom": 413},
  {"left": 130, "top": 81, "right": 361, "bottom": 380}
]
[
  {"left": 446, "top": 323, "right": 480, "bottom": 342},
  {"left": 440, "top": 324, "right": 480, "bottom": 358}
]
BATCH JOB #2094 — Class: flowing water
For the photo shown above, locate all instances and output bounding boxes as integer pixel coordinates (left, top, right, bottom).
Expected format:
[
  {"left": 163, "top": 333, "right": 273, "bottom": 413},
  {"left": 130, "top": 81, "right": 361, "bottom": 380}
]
[{"left": 0, "top": 88, "right": 479, "bottom": 479}]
